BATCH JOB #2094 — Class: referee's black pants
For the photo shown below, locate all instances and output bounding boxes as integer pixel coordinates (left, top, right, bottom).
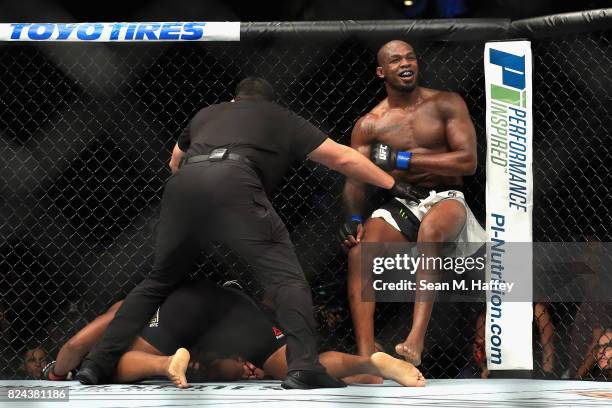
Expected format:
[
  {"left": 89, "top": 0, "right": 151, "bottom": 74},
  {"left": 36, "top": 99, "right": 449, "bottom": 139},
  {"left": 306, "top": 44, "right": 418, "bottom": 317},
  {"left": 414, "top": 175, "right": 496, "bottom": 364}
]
[{"left": 84, "top": 160, "right": 325, "bottom": 379}]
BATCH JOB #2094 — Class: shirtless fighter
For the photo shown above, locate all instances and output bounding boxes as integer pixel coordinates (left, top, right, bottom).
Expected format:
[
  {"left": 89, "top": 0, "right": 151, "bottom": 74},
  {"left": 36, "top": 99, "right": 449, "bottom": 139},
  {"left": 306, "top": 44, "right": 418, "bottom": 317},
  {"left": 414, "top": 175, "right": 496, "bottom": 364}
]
[{"left": 340, "top": 40, "right": 485, "bottom": 366}]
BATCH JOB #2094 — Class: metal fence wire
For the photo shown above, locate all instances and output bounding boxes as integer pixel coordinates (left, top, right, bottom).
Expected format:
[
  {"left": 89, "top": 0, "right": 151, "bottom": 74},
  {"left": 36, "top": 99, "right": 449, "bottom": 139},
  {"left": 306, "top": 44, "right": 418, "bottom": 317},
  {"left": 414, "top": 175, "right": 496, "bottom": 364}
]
[{"left": 0, "top": 23, "right": 611, "bottom": 381}]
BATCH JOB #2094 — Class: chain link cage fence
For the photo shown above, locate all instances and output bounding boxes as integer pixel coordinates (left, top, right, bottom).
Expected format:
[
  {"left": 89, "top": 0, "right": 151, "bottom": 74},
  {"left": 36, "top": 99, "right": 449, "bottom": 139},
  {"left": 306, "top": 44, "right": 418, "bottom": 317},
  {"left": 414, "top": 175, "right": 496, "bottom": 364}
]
[{"left": 1, "top": 11, "right": 610, "bottom": 380}]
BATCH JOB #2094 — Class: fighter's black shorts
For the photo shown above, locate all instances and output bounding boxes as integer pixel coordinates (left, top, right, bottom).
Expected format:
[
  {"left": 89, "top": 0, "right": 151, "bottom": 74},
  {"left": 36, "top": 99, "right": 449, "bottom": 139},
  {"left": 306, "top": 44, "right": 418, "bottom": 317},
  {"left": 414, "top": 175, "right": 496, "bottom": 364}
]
[
  {"left": 369, "top": 185, "right": 484, "bottom": 243},
  {"left": 139, "top": 280, "right": 286, "bottom": 368}
]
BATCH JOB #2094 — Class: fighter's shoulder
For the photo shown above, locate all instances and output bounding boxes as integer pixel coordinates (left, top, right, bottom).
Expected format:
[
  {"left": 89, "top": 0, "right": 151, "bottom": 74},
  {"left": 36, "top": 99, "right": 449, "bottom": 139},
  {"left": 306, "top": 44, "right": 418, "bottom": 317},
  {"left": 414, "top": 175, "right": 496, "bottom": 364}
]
[
  {"left": 354, "top": 100, "right": 388, "bottom": 130},
  {"left": 425, "top": 88, "right": 467, "bottom": 108},
  {"left": 368, "top": 98, "right": 391, "bottom": 117},
  {"left": 351, "top": 113, "right": 379, "bottom": 141}
]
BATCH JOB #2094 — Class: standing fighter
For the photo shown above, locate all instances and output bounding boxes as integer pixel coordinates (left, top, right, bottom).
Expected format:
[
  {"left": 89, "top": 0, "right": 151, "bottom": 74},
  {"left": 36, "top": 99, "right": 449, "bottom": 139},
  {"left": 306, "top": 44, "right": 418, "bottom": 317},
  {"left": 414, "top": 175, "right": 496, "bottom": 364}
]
[
  {"left": 77, "top": 77, "right": 427, "bottom": 389},
  {"left": 341, "top": 40, "right": 485, "bottom": 365}
]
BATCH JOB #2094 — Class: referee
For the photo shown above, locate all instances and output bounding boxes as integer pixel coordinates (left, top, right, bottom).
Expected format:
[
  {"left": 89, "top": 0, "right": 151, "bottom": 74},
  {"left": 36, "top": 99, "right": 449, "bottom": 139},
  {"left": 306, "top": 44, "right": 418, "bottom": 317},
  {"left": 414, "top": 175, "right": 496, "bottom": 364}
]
[{"left": 78, "top": 77, "right": 422, "bottom": 389}]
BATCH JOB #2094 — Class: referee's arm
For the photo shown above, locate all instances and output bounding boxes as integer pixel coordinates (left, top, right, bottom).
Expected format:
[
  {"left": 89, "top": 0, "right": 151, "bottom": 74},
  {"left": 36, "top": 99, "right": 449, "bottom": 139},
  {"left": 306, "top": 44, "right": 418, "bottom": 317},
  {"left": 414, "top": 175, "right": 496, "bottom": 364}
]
[{"left": 308, "top": 138, "right": 394, "bottom": 189}]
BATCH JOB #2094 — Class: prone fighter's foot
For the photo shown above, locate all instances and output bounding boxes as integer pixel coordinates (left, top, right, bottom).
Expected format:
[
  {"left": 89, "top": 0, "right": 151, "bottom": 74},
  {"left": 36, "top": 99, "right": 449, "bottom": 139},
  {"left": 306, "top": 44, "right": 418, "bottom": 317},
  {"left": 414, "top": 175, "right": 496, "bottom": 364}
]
[
  {"left": 166, "top": 348, "right": 190, "bottom": 388},
  {"left": 370, "top": 352, "right": 426, "bottom": 387}
]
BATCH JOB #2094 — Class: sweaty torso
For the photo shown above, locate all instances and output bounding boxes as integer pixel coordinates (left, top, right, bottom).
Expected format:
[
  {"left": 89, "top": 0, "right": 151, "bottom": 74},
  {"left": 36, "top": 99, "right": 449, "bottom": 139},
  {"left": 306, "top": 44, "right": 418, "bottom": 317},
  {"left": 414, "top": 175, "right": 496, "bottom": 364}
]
[{"left": 363, "top": 87, "right": 462, "bottom": 187}]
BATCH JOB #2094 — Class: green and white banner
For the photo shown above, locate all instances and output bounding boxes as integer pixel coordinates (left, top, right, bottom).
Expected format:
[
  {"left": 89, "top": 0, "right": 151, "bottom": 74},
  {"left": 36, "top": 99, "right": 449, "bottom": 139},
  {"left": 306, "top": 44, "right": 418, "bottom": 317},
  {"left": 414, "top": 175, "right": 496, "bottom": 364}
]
[{"left": 485, "top": 41, "right": 534, "bottom": 370}]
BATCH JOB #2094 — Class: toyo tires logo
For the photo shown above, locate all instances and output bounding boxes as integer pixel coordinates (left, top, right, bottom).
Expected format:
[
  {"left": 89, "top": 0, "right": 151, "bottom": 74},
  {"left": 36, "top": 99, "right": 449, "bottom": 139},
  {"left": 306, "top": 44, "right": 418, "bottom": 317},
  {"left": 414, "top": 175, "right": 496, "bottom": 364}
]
[
  {"left": 8, "top": 22, "right": 207, "bottom": 41},
  {"left": 0, "top": 22, "right": 241, "bottom": 42}
]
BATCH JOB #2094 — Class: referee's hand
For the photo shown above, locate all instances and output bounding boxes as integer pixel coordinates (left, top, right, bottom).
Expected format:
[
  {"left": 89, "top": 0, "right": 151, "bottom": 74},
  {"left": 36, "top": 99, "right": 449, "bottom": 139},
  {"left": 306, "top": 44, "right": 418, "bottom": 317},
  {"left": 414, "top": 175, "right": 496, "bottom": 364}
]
[
  {"left": 389, "top": 180, "right": 430, "bottom": 203},
  {"left": 169, "top": 159, "right": 180, "bottom": 174}
]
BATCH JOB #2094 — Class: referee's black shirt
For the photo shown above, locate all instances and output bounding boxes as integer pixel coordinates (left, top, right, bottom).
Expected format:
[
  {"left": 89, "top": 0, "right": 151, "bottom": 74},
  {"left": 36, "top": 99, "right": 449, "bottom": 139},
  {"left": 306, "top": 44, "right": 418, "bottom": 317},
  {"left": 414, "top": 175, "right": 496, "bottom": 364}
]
[{"left": 177, "top": 99, "right": 327, "bottom": 193}]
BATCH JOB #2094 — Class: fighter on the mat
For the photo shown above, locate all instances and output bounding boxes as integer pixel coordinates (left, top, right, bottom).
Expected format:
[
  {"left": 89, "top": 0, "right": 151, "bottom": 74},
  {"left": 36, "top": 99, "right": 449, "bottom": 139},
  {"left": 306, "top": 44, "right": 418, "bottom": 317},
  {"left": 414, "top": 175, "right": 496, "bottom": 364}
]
[
  {"left": 340, "top": 40, "right": 486, "bottom": 366},
  {"left": 42, "top": 280, "right": 426, "bottom": 388}
]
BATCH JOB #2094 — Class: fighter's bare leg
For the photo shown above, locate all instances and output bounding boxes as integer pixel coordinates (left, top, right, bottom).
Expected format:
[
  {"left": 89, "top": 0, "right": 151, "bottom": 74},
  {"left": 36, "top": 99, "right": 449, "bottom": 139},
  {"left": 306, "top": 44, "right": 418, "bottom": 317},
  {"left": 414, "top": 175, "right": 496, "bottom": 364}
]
[
  {"left": 534, "top": 303, "right": 555, "bottom": 374},
  {"left": 262, "top": 346, "right": 289, "bottom": 380},
  {"left": 112, "top": 337, "right": 190, "bottom": 388},
  {"left": 340, "top": 373, "right": 385, "bottom": 385},
  {"left": 395, "top": 199, "right": 466, "bottom": 366},
  {"left": 321, "top": 351, "right": 425, "bottom": 386},
  {"left": 369, "top": 352, "right": 426, "bottom": 386},
  {"left": 348, "top": 218, "right": 407, "bottom": 357},
  {"left": 263, "top": 345, "right": 424, "bottom": 386},
  {"left": 342, "top": 341, "right": 386, "bottom": 384},
  {"left": 113, "top": 349, "right": 190, "bottom": 388}
]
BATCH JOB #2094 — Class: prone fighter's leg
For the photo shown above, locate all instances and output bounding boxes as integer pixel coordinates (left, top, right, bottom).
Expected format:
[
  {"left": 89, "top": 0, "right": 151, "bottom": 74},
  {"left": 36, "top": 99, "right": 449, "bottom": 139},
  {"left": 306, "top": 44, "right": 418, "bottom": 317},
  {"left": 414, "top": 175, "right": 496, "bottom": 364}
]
[
  {"left": 347, "top": 218, "right": 407, "bottom": 357},
  {"left": 112, "top": 344, "right": 190, "bottom": 388},
  {"left": 320, "top": 351, "right": 425, "bottom": 386},
  {"left": 262, "top": 345, "right": 425, "bottom": 386},
  {"left": 396, "top": 199, "right": 466, "bottom": 365}
]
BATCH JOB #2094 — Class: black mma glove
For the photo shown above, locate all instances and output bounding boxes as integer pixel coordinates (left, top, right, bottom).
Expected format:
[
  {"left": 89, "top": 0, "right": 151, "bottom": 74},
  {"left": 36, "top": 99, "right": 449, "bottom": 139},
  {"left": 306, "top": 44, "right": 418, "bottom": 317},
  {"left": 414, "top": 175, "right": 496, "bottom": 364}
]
[
  {"left": 389, "top": 181, "right": 430, "bottom": 203},
  {"left": 339, "top": 215, "right": 363, "bottom": 243},
  {"left": 371, "top": 143, "right": 413, "bottom": 171}
]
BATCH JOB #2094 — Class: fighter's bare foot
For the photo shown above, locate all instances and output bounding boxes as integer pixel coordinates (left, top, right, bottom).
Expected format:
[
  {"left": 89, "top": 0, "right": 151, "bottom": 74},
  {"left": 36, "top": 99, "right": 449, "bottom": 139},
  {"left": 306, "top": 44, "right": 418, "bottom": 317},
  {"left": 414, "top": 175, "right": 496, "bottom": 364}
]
[
  {"left": 370, "top": 352, "right": 426, "bottom": 387},
  {"left": 166, "top": 348, "right": 190, "bottom": 388},
  {"left": 415, "top": 372, "right": 426, "bottom": 387},
  {"left": 394, "top": 337, "right": 423, "bottom": 366},
  {"left": 342, "top": 374, "right": 384, "bottom": 384}
]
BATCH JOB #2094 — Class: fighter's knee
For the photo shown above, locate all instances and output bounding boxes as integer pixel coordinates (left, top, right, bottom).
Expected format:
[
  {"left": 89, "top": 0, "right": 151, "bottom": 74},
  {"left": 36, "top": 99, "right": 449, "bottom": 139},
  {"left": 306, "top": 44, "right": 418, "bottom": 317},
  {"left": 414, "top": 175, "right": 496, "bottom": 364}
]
[
  {"left": 362, "top": 218, "right": 406, "bottom": 243},
  {"left": 417, "top": 223, "right": 446, "bottom": 243}
]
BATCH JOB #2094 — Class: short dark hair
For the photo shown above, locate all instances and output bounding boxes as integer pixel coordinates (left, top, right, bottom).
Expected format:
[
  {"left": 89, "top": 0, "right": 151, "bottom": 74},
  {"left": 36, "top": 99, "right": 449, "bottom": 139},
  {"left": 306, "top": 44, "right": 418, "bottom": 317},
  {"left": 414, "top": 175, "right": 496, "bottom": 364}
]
[
  {"left": 376, "top": 40, "right": 416, "bottom": 66},
  {"left": 234, "top": 77, "right": 275, "bottom": 101}
]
